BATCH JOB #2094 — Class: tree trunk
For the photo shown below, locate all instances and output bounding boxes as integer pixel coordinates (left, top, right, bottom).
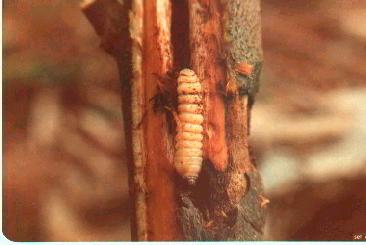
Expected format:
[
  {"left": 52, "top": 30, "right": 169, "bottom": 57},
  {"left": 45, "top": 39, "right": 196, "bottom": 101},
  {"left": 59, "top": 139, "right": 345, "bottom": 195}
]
[{"left": 81, "top": 0, "right": 266, "bottom": 241}]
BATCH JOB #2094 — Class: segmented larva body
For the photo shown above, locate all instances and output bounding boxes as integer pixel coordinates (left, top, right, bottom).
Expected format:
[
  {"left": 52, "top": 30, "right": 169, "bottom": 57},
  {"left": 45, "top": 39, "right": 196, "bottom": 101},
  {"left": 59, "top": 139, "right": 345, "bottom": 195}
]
[{"left": 174, "top": 69, "right": 203, "bottom": 185}]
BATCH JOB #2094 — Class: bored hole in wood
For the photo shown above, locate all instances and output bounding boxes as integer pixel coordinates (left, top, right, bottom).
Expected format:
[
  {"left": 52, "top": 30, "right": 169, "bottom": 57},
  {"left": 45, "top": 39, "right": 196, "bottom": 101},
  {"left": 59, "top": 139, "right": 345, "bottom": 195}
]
[{"left": 171, "top": 0, "right": 190, "bottom": 70}]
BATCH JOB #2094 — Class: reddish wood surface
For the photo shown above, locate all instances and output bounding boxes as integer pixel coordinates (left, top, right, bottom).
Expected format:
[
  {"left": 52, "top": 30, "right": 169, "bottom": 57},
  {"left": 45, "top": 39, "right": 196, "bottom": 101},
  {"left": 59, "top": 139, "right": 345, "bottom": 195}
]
[
  {"left": 143, "top": 0, "right": 182, "bottom": 240},
  {"left": 189, "top": 0, "right": 228, "bottom": 172}
]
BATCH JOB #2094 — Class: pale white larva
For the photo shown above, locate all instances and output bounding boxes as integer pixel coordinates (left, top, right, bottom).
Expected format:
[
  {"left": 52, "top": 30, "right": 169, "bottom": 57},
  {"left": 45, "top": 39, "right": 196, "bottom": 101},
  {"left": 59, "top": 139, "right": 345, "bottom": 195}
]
[{"left": 174, "top": 69, "right": 203, "bottom": 185}]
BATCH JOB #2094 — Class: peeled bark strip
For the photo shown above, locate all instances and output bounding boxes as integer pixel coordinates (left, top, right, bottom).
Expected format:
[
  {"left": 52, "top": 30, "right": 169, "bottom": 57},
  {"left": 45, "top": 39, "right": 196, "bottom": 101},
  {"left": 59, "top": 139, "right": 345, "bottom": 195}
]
[{"left": 129, "top": 0, "right": 147, "bottom": 240}]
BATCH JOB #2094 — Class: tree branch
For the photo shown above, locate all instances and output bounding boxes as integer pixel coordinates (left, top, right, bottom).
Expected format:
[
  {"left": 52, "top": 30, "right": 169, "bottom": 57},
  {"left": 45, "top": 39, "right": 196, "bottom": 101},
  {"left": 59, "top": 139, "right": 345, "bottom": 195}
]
[{"left": 82, "top": 0, "right": 266, "bottom": 241}]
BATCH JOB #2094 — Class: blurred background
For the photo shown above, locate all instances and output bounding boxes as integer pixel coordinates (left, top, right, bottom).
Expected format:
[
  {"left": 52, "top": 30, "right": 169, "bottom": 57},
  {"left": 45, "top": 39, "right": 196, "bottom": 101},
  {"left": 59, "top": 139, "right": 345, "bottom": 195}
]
[{"left": 3, "top": 0, "right": 366, "bottom": 241}]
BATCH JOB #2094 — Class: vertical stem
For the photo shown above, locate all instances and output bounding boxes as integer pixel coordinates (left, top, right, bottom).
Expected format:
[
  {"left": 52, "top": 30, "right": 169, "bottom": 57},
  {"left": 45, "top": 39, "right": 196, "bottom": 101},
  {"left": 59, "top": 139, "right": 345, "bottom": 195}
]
[
  {"left": 142, "top": 0, "right": 182, "bottom": 240},
  {"left": 129, "top": 0, "right": 147, "bottom": 240},
  {"left": 82, "top": 0, "right": 264, "bottom": 240}
]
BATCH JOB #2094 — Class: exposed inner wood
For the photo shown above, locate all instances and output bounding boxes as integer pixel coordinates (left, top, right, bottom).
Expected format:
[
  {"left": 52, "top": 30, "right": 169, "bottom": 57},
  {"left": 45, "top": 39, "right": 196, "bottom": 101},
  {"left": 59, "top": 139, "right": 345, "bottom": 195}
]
[
  {"left": 189, "top": 0, "right": 228, "bottom": 172},
  {"left": 142, "top": 0, "right": 182, "bottom": 240}
]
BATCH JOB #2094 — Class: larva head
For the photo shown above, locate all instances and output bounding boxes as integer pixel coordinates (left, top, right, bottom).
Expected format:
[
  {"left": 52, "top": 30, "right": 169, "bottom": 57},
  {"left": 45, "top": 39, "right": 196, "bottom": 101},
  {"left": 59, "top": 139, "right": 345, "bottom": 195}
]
[
  {"left": 178, "top": 68, "right": 199, "bottom": 83},
  {"left": 179, "top": 68, "right": 196, "bottom": 77}
]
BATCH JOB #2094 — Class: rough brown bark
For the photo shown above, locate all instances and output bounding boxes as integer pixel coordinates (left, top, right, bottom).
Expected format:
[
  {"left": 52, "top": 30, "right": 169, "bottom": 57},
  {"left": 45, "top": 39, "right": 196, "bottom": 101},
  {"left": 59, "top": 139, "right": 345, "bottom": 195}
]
[{"left": 82, "top": 0, "right": 265, "bottom": 241}]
